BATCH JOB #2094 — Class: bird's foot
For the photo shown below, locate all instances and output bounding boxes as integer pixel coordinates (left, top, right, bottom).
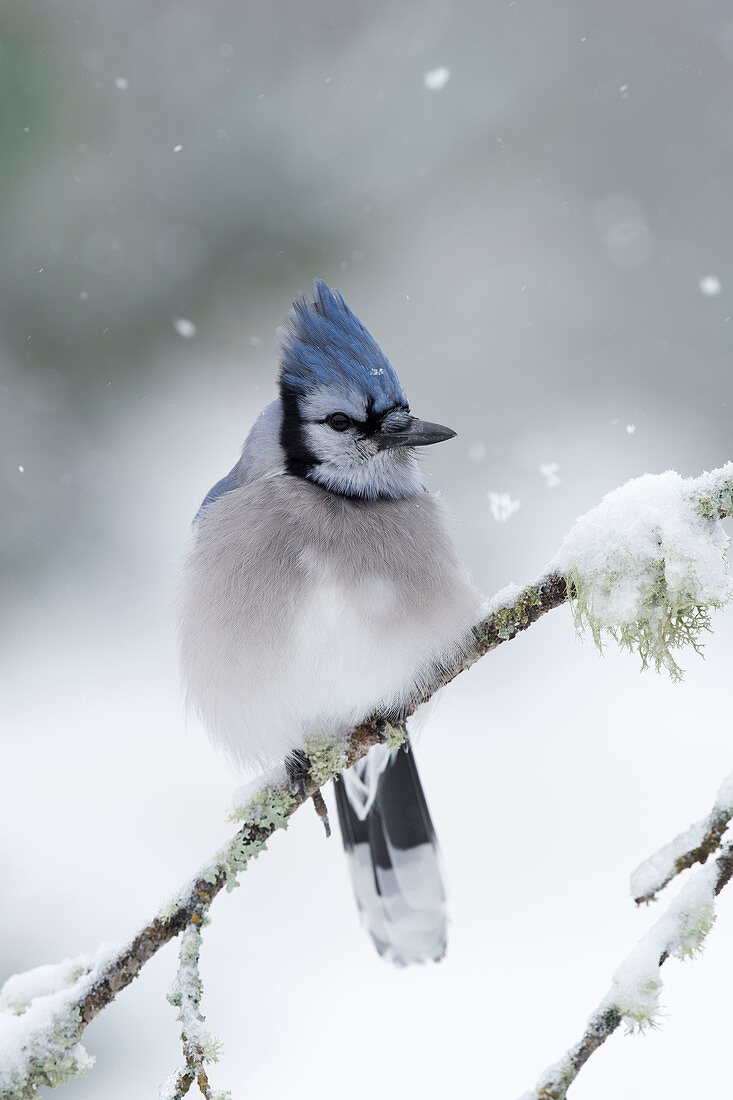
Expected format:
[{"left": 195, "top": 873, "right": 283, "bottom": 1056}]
[
  {"left": 285, "top": 749, "right": 331, "bottom": 837},
  {"left": 285, "top": 749, "right": 309, "bottom": 802},
  {"left": 311, "top": 787, "right": 331, "bottom": 838}
]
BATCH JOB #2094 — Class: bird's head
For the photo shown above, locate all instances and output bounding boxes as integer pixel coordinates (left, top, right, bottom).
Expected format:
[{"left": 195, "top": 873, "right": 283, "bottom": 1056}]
[{"left": 277, "top": 281, "right": 456, "bottom": 500}]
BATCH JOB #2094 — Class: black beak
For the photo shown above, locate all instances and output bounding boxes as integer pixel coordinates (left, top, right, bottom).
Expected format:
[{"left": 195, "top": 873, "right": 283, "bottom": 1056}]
[{"left": 376, "top": 417, "right": 457, "bottom": 451}]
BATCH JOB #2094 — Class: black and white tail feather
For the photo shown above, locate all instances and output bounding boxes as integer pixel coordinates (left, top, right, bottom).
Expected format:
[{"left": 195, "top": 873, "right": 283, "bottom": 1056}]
[{"left": 335, "top": 740, "right": 447, "bottom": 966}]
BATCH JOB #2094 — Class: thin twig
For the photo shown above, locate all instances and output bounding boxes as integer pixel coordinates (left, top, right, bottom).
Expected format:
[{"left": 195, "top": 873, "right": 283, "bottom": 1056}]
[
  {"left": 521, "top": 824, "right": 733, "bottom": 1099},
  {"left": 631, "top": 774, "right": 733, "bottom": 904},
  {"left": 163, "top": 907, "right": 222, "bottom": 1100}
]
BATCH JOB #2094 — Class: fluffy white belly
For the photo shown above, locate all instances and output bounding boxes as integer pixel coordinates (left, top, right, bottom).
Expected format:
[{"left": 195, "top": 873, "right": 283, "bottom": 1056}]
[
  {"left": 196, "top": 569, "right": 432, "bottom": 772},
  {"left": 288, "top": 560, "right": 419, "bottom": 733}
]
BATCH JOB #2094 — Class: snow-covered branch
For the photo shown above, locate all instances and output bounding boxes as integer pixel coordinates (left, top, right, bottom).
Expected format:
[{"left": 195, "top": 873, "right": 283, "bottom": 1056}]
[
  {"left": 1, "top": 463, "right": 732, "bottom": 1097},
  {"left": 160, "top": 913, "right": 229, "bottom": 1100},
  {"left": 521, "top": 812, "right": 733, "bottom": 1100},
  {"left": 632, "top": 772, "right": 733, "bottom": 905},
  {"left": 552, "top": 464, "right": 733, "bottom": 678},
  {"left": 0, "top": 725, "right": 390, "bottom": 1099}
]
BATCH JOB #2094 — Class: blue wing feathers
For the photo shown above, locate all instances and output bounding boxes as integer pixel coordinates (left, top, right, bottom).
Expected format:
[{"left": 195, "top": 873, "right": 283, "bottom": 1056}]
[{"left": 194, "top": 466, "right": 241, "bottom": 525}]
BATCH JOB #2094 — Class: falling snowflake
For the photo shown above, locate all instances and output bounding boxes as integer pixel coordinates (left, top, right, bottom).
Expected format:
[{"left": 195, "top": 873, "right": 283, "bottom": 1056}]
[
  {"left": 172, "top": 317, "right": 197, "bottom": 338},
  {"left": 488, "top": 491, "right": 521, "bottom": 523},
  {"left": 115, "top": 77, "right": 129, "bottom": 90},
  {"left": 424, "top": 67, "right": 451, "bottom": 92},
  {"left": 699, "top": 275, "right": 721, "bottom": 297},
  {"left": 539, "top": 462, "right": 561, "bottom": 488},
  {"left": 626, "top": 424, "right": 636, "bottom": 435}
]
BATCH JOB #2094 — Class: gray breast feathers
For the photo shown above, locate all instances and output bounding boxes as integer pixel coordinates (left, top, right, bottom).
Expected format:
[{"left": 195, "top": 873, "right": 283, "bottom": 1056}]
[{"left": 179, "top": 474, "right": 483, "bottom": 770}]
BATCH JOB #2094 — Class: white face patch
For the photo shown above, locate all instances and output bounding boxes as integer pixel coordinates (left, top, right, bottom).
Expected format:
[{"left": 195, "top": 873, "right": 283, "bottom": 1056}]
[
  {"left": 299, "top": 401, "right": 423, "bottom": 500},
  {"left": 299, "top": 384, "right": 368, "bottom": 423}
]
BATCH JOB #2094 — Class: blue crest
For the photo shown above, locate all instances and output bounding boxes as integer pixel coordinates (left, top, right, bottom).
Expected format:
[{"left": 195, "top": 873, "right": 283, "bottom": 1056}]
[{"left": 279, "top": 281, "right": 407, "bottom": 413}]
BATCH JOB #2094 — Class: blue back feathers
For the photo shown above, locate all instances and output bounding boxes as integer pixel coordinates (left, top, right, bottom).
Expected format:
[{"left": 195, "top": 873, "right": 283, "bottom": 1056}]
[
  {"left": 195, "top": 465, "right": 241, "bottom": 524},
  {"left": 279, "top": 280, "right": 407, "bottom": 413}
]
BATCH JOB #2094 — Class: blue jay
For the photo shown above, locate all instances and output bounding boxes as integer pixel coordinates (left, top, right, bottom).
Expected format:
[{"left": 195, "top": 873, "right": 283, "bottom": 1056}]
[{"left": 179, "top": 281, "right": 483, "bottom": 965}]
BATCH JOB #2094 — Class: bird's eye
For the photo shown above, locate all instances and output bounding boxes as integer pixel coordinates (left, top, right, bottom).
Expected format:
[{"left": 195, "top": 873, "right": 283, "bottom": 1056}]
[{"left": 326, "top": 413, "right": 352, "bottom": 432}]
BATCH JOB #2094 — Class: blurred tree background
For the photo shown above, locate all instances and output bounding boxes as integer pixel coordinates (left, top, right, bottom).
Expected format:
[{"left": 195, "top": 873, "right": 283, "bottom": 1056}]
[{"left": 4, "top": 0, "right": 733, "bottom": 606}]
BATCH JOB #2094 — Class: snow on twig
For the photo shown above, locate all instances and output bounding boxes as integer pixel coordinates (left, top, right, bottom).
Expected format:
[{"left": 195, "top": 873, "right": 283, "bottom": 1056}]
[
  {"left": 521, "top": 833, "right": 733, "bottom": 1100},
  {"left": 552, "top": 464, "right": 733, "bottom": 679},
  {"left": 631, "top": 770, "right": 733, "bottom": 904},
  {"left": 161, "top": 913, "right": 229, "bottom": 1100}
]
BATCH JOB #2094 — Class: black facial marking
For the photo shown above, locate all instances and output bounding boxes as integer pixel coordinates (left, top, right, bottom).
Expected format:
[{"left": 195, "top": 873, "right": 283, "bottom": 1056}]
[
  {"left": 312, "top": 399, "right": 411, "bottom": 439},
  {"left": 279, "top": 389, "right": 319, "bottom": 479},
  {"left": 352, "top": 398, "right": 411, "bottom": 438},
  {"left": 279, "top": 388, "right": 412, "bottom": 487},
  {"left": 360, "top": 398, "right": 384, "bottom": 437}
]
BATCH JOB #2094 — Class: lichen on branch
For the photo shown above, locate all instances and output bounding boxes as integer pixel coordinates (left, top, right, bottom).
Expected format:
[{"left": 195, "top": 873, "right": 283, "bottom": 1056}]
[
  {"left": 0, "top": 955, "right": 100, "bottom": 1098},
  {"left": 162, "top": 914, "right": 229, "bottom": 1100},
  {"left": 552, "top": 464, "right": 733, "bottom": 679}
]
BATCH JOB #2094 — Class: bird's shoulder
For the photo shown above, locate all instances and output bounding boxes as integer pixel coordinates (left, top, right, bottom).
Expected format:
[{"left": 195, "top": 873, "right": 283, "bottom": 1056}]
[{"left": 194, "top": 398, "right": 285, "bottom": 524}]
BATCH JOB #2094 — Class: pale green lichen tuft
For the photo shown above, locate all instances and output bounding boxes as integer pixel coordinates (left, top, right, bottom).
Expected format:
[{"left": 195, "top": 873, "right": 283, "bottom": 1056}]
[
  {"left": 220, "top": 783, "right": 296, "bottom": 889},
  {"left": 202, "top": 1035, "right": 225, "bottom": 1063},
  {"left": 228, "top": 782, "right": 296, "bottom": 829},
  {"left": 0, "top": 1005, "right": 94, "bottom": 1099},
  {"left": 303, "top": 734, "right": 349, "bottom": 787},
  {"left": 566, "top": 561, "right": 724, "bottom": 681},
  {"left": 220, "top": 832, "right": 266, "bottom": 889},
  {"left": 157, "top": 896, "right": 180, "bottom": 923},
  {"left": 697, "top": 480, "right": 733, "bottom": 520},
  {"left": 383, "top": 722, "right": 407, "bottom": 751},
  {"left": 491, "top": 587, "right": 542, "bottom": 641},
  {"left": 696, "top": 491, "right": 719, "bottom": 521},
  {"left": 674, "top": 902, "right": 716, "bottom": 960},
  {"left": 555, "top": 469, "right": 733, "bottom": 680},
  {"left": 614, "top": 977, "right": 663, "bottom": 1033},
  {"left": 0, "top": 956, "right": 101, "bottom": 1098}
]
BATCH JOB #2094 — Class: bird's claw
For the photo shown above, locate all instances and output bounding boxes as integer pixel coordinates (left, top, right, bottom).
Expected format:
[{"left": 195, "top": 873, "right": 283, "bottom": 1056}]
[{"left": 285, "top": 748, "right": 309, "bottom": 802}]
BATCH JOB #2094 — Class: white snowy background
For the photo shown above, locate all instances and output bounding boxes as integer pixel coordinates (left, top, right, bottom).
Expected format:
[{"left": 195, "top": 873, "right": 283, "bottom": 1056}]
[{"left": 2, "top": 1, "right": 733, "bottom": 1096}]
